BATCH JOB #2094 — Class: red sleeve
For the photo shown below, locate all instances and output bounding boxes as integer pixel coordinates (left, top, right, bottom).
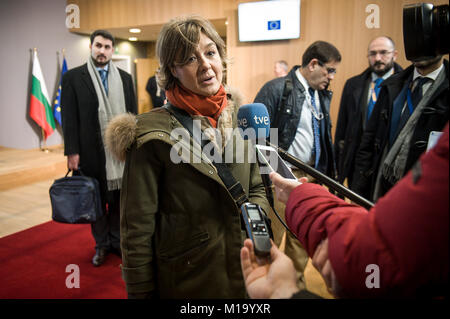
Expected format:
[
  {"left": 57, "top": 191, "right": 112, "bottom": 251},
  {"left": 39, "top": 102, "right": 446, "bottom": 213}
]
[{"left": 285, "top": 124, "right": 449, "bottom": 297}]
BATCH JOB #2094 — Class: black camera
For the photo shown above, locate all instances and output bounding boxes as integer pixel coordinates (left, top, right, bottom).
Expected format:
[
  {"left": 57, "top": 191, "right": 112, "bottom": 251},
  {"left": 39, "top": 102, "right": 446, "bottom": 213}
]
[
  {"left": 241, "top": 203, "right": 272, "bottom": 257},
  {"left": 403, "top": 3, "right": 449, "bottom": 61}
]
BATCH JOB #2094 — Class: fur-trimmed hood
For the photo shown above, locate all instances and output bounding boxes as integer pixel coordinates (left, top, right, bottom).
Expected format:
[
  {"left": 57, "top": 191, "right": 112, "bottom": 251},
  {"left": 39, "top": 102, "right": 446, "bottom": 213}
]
[{"left": 105, "top": 86, "right": 244, "bottom": 162}]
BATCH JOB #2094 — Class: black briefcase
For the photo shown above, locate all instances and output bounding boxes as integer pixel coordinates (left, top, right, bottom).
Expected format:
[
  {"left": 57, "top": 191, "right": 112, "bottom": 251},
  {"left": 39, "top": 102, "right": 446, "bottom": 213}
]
[{"left": 49, "top": 169, "right": 103, "bottom": 224}]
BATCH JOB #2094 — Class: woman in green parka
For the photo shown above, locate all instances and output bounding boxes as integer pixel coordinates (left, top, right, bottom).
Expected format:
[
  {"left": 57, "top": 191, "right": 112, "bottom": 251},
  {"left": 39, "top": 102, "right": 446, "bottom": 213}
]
[{"left": 105, "top": 15, "right": 271, "bottom": 299}]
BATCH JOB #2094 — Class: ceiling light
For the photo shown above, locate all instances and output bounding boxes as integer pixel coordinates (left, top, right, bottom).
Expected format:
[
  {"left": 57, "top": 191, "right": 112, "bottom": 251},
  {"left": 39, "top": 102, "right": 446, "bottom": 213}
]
[
  {"left": 129, "top": 28, "right": 141, "bottom": 33},
  {"left": 128, "top": 37, "right": 138, "bottom": 41}
]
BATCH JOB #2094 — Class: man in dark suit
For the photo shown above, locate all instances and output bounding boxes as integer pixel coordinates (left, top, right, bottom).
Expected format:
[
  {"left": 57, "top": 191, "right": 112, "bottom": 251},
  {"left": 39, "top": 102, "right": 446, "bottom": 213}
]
[
  {"left": 61, "top": 30, "right": 137, "bottom": 266},
  {"left": 352, "top": 55, "right": 448, "bottom": 201},
  {"left": 334, "top": 36, "right": 402, "bottom": 187}
]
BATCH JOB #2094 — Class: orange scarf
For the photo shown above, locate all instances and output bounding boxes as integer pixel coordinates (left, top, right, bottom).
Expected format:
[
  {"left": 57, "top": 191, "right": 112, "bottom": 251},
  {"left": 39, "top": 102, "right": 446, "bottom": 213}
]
[{"left": 165, "top": 84, "right": 227, "bottom": 128}]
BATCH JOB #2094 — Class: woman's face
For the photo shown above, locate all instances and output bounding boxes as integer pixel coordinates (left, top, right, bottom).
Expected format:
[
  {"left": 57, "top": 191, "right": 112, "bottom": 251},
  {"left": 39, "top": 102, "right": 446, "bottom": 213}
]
[{"left": 171, "top": 32, "right": 223, "bottom": 96}]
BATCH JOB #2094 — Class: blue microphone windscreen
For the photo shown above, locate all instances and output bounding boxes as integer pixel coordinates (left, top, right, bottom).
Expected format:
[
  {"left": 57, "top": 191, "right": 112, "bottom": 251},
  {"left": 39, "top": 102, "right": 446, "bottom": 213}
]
[{"left": 237, "top": 103, "right": 270, "bottom": 140}]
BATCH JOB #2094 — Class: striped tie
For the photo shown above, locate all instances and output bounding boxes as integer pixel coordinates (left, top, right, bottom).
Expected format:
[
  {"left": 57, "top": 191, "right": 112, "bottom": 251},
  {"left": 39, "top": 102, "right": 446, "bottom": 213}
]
[{"left": 98, "top": 69, "right": 108, "bottom": 95}]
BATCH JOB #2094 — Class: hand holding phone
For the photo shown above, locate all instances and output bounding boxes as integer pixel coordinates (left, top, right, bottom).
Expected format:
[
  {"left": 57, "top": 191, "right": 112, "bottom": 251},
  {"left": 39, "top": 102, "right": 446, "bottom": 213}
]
[
  {"left": 255, "top": 145, "right": 297, "bottom": 180},
  {"left": 269, "top": 172, "right": 306, "bottom": 205}
]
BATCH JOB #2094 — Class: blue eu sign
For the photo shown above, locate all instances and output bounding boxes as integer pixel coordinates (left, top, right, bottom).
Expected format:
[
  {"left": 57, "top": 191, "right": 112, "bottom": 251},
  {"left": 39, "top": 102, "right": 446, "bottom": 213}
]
[{"left": 267, "top": 20, "right": 281, "bottom": 30}]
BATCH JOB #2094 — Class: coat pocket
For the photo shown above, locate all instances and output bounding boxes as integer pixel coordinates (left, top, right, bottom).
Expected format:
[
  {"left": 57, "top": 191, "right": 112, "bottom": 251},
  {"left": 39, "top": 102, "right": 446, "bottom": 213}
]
[{"left": 157, "top": 232, "right": 227, "bottom": 298}]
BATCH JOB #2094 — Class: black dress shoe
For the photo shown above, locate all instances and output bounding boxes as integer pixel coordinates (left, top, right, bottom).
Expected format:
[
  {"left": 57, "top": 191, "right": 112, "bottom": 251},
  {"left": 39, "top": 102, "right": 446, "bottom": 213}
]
[{"left": 92, "top": 248, "right": 109, "bottom": 267}]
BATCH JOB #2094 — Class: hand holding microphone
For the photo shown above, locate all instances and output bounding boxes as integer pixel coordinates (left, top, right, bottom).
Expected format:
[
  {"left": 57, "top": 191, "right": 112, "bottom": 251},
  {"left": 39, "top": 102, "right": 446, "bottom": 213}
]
[{"left": 240, "top": 238, "right": 300, "bottom": 299}]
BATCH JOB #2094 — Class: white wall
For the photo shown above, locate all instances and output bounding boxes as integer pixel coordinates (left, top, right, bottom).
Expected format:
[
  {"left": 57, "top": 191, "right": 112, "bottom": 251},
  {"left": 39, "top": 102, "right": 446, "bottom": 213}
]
[{"left": 0, "top": 0, "right": 146, "bottom": 149}]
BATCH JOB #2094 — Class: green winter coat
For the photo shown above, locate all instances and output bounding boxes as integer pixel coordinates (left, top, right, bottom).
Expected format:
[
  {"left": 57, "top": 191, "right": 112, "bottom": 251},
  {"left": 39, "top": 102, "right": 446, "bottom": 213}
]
[{"left": 107, "top": 89, "right": 270, "bottom": 298}]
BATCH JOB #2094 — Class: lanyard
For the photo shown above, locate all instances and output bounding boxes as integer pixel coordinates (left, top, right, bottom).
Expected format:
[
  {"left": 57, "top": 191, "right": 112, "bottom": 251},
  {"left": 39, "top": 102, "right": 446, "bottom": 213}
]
[
  {"left": 306, "top": 92, "right": 324, "bottom": 120},
  {"left": 370, "top": 81, "right": 378, "bottom": 103}
]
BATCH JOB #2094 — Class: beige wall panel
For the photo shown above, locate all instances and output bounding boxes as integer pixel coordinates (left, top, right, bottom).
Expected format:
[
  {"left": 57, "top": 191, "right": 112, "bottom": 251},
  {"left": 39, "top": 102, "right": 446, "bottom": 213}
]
[
  {"left": 136, "top": 58, "right": 160, "bottom": 114},
  {"left": 72, "top": 0, "right": 233, "bottom": 27}
]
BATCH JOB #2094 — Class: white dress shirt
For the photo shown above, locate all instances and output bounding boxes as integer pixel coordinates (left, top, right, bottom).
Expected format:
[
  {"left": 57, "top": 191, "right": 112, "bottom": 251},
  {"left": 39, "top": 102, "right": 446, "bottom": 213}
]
[{"left": 287, "top": 69, "right": 319, "bottom": 165}]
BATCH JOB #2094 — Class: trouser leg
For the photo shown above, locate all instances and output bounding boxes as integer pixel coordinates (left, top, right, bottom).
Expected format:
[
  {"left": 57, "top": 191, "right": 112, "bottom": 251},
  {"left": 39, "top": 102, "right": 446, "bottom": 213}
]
[
  {"left": 91, "top": 190, "right": 120, "bottom": 250},
  {"left": 271, "top": 190, "right": 308, "bottom": 291},
  {"left": 274, "top": 168, "right": 318, "bottom": 291},
  {"left": 91, "top": 211, "right": 110, "bottom": 250},
  {"left": 108, "top": 190, "right": 121, "bottom": 250},
  {"left": 284, "top": 229, "right": 308, "bottom": 291},
  {"left": 266, "top": 190, "right": 286, "bottom": 247}
]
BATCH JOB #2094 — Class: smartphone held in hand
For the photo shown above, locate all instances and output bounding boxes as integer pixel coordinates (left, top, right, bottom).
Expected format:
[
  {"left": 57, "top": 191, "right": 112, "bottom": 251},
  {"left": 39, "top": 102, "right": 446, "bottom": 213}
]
[{"left": 255, "top": 145, "right": 297, "bottom": 180}]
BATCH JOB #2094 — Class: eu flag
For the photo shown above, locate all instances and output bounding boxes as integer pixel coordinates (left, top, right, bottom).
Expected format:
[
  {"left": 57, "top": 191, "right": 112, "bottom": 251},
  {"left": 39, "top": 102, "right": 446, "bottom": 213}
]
[
  {"left": 53, "top": 56, "right": 68, "bottom": 126},
  {"left": 267, "top": 20, "right": 281, "bottom": 30}
]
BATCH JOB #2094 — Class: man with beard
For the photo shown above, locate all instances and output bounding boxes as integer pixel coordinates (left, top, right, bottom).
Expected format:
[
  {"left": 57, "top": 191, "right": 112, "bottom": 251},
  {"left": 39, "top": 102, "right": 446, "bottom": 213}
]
[
  {"left": 334, "top": 36, "right": 402, "bottom": 187},
  {"left": 61, "top": 30, "right": 137, "bottom": 266},
  {"left": 352, "top": 54, "right": 448, "bottom": 201}
]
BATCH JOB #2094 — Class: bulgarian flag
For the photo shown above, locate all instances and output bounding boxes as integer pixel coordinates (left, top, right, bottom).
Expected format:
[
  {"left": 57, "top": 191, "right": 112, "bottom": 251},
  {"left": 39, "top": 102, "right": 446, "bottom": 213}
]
[{"left": 29, "top": 49, "right": 55, "bottom": 140}]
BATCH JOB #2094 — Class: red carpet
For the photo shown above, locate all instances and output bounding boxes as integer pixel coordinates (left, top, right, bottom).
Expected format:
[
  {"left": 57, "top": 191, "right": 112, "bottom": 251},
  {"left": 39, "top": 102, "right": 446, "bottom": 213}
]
[{"left": 0, "top": 221, "right": 127, "bottom": 299}]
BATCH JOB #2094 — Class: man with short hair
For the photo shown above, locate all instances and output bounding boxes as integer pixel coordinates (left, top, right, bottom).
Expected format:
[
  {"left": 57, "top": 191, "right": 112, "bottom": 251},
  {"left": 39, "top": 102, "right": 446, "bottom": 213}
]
[
  {"left": 353, "top": 54, "right": 449, "bottom": 201},
  {"left": 61, "top": 30, "right": 137, "bottom": 266},
  {"left": 334, "top": 36, "right": 403, "bottom": 186},
  {"left": 274, "top": 60, "right": 289, "bottom": 78},
  {"left": 256, "top": 41, "right": 341, "bottom": 177},
  {"left": 254, "top": 41, "right": 341, "bottom": 293}
]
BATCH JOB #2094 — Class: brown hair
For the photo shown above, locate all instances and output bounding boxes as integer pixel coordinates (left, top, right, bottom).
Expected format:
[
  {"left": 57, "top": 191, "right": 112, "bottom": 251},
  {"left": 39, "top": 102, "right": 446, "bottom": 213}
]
[
  {"left": 90, "top": 29, "right": 115, "bottom": 46},
  {"left": 156, "top": 15, "right": 227, "bottom": 90},
  {"left": 301, "top": 41, "right": 341, "bottom": 67}
]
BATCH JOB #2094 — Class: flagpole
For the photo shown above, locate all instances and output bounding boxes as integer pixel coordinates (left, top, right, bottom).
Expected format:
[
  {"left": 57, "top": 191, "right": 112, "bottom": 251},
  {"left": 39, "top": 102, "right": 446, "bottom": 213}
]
[{"left": 41, "top": 128, "right": 49, "bottom": 153}]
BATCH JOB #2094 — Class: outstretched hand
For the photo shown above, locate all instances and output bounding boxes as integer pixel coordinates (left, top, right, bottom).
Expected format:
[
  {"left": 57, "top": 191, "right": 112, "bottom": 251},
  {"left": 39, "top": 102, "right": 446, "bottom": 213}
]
[
  {"left": 240, "top": 239, "right": 299, "bottom": 299},
  {"left": 269, "top": 172, "right": 307, "bottom": 204}
]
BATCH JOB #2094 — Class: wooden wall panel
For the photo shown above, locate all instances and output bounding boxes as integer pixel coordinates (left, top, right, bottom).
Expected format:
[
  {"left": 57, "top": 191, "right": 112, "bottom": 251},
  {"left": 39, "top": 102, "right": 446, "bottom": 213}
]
[
  {"left": 69, "top": 0, "right": 448, "bottom": 137},
  {"left": 136, "top": 58, "right": 160, "bottom": 114},
  {"left": 72, "top": 0, "right": 233, "bottom": 28}
]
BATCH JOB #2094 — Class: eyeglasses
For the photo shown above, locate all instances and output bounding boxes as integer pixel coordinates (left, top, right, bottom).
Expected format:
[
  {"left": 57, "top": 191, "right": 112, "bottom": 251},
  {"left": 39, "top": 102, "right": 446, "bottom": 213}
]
[
  {"left": 317, "top": 61, "right": 337, "bottom": 75},
  {"left": 368, "top": 50, "right": 393, "bottom": 58}
]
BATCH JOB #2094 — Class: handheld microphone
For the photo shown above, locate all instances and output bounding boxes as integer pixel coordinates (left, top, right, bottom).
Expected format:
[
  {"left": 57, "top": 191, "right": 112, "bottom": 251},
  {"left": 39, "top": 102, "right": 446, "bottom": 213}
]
[
  {"left": 237, "top": 103, "right": 297, "bottom": 240},
  {"left": 237, "top": 103, "right": 374, "bottom": 210},
  {"left": 237, "top": 103, "right": 270, "bottom": 142},
  {"left": 237, "top": 103, "right": 274, "bottom": 207}
]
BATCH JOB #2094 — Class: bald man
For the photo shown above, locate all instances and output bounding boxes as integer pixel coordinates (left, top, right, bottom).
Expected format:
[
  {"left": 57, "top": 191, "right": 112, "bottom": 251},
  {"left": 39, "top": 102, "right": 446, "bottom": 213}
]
[{"left": 334, "top": 36, "right": 403, "bottom": 186}]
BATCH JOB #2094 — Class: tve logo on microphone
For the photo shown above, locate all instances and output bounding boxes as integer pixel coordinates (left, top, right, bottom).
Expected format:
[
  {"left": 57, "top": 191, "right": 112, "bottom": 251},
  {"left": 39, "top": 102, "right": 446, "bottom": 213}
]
[
  {"left": 267, "top": 20, "right": 281, "bottom": 30},
  {"left": 237, "top": 103, "right": 272, "bottom": 141},
  {"left": 237, "top": 103, "right": 270, "bottom": 132},
  {"left": 237, "top": 117, "right": 248, "bottom": 128},
  {"left": 253, "top": 115, "right": 269, "bottom": 125}
]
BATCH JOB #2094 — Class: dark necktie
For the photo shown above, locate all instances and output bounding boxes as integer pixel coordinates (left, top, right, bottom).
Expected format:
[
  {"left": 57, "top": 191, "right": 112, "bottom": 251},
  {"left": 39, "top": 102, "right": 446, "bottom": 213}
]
[
  {"left": 308, "top": 87, "right": 321, "bottom": 169},
  {"left": 397, "top": 76, "right": 429, "bottom": 131},
  {"left": 367, "top": 77, "right": 383, "bottom": 122},
  {"left": 99, "top": 69, "right": 108, "bottom": 95},
  {"left": 410, "top": 76, "right": 429, "bottom": 109}
]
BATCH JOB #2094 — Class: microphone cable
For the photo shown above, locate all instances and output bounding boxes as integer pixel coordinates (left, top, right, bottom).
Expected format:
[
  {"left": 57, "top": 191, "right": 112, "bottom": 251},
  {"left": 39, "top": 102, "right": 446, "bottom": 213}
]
[{"left": 260, "top": 172, "right": 299, "bottom": 241}]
